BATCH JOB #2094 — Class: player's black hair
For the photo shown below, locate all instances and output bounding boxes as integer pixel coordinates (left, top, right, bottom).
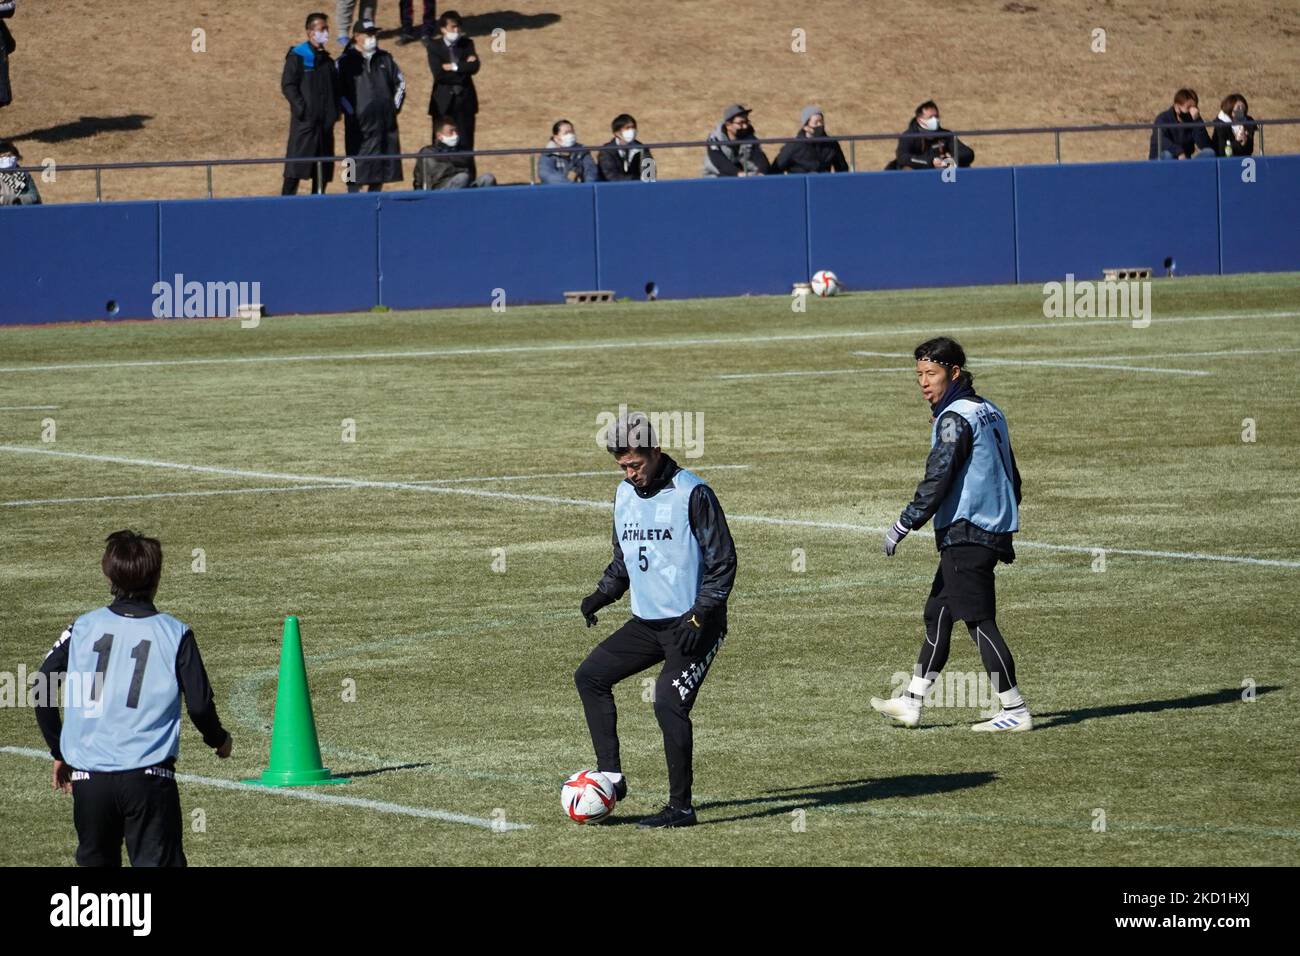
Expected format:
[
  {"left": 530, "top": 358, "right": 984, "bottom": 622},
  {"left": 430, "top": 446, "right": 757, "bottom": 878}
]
[
  {"left": 611, "top": 114, "right": 636, "bottom": 133},
  {"left": 914, "top": 336, "right": 973, "bottom": 388},
  {"left": 102, "top": 530, "right": 163, "bottom": 601},
  {"left": 605, "top": 411, "right": 658, "bottom": 457},
  {"left": 305, "top": 12, "right": 329, "bottom": 30}
]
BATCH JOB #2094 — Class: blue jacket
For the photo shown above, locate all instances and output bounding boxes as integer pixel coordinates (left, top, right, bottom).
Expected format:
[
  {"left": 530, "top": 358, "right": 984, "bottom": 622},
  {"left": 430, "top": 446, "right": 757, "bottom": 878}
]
[{"left": 538, "top": 141, "right": 599, "bottom": 184}]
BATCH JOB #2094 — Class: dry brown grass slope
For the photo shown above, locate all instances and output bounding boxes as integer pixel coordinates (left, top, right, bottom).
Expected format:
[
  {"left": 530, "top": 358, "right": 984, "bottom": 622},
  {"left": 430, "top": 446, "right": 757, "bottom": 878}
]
[{"left": 1, "top": 0, "right": 1297, "bottom": 202}]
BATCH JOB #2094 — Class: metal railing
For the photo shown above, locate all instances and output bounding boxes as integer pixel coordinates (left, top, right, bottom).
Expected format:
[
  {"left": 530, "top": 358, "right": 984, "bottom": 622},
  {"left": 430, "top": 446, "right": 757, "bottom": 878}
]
[{"left": 12, "top": 118, "right": 1298, "bottom": 202}]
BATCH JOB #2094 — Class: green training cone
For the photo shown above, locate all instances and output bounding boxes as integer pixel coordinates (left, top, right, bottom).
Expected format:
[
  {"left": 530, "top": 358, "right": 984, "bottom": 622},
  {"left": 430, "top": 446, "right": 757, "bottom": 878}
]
[{"left": 243, "top": 616, "right": 349, "bottom": 787}]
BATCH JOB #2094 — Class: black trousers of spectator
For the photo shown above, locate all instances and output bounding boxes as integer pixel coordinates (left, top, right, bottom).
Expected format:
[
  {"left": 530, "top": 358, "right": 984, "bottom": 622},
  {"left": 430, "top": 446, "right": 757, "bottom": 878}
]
[
  {"left": 401, "top": 0, "right": 436, "bottom": 32},
  {"left": 71, "top": 767, "right": 187, "bottom": 867},
  {"left": 281, "top": 165, "right": 328, "bottom": 195},
  {"left": 432, "top": 104, "right": 476, "bottom": 177},
  {"left": 574, "top": 615, "right": 726, "bottom": 810}
]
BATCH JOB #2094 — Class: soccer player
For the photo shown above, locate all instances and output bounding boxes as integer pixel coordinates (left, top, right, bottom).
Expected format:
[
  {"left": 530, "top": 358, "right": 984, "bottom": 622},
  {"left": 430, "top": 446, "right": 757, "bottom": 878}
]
[
  {"left": 34, "top": 530, "right": 232, "bottom": 866},
  {"left": 871, "top": 337, "right": 1032, "bottom": 731},
  {"left": 575, "top": 412, "right": 737, "bottom": 828}
]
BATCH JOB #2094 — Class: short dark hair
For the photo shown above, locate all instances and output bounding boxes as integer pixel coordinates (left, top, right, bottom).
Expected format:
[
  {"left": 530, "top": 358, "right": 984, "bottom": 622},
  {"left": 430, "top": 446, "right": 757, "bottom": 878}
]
[
  {"left": 438, "top": 10, "right": 461, "bottom": 28},
  {"left": 305, "top": 12, "right": 329, "bottom": 29},
  {"left": 605, "top": 411, "right": 658, "bottom": 457},
  {"left": 914, "top": 336, "right": 973, "bottom": 388},
  {"left": 915, "top": 100, "right": 939, "bottom": 117},
  {"left": 437, "top": 116, "right": 458, "bottom": 132},
  {"left": 552, "top": 118, "right": 573, "bottom": 135},
  {"left": 611, "top": 113, "right": 636, "bottom": 133},
  {"left": 1174, "top": 88, "right": 1199, "bottom": 107},
  {"left": 102, "top": 530, "right": 163, "bottom": 601}
]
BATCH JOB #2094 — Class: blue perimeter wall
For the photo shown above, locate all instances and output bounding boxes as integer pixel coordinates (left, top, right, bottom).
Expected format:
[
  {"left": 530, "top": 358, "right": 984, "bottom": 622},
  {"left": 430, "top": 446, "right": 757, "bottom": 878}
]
[{"left": 2, "top": 155, "right": 1298, "bottom": 324}]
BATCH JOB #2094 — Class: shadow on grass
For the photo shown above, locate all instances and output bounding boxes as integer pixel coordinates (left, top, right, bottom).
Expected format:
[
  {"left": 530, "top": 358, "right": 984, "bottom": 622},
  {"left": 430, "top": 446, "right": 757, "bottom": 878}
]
[
  {"left": 378, "top": 10, "right": 560, "bottom": 40},
  {"left": 1032, "top": 685, "right": 1282, "bottom": 730},
  {"left": 334, "top": 762, "right": 433, "bottom": 779},
  {"left": 9, "top": 114, "right": 153, "bottom": 144},
  {"left": 691, "top": 771, "right": 998, "bottom": 825}
]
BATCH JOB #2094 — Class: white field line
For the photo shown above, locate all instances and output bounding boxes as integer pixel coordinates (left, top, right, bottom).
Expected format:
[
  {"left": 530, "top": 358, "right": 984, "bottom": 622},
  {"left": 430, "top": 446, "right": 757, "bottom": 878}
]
[
  {"left": 718, "top": 367, "right": 916, "bottom": 380},
  {"left": 0, "top": 745, "right": 530, "bottom": 832},
  {"left": 2, "top": 444, "right": 1297, "bottom": 569},
  {"left": 1, "top": 310, "right": 1296, "bottom": 375},
  {"left": 3, "top": 484, "right": 352, "bottom": 508},
  {"left": 405, "top": 464, "right": 752, "bottom": 485},
  {"left": 0, "top": 405, "right": 59, "bottom": 411}
]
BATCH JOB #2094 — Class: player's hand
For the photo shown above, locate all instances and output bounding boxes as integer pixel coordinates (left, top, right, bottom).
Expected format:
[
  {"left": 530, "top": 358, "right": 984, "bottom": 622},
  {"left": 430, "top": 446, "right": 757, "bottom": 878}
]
[
  {"left": 581, "top": 590, "right": 611, "bottom": 628},
  {"left": 673, "top": 610, "right": 706, "bottom": 655},
  {"left": 52, "top": 760, "right": 72, "bottom": 794},
  {"left": 883, "top": 521, "right": 909, "bottom": 556},
  {"left": 216, "top": 733, "right": 233, "bottom": 759}
]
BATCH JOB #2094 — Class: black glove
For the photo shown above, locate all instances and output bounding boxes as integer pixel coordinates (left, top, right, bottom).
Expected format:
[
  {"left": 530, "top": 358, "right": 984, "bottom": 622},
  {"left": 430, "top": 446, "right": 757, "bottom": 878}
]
[
  {"left": 883, "top": 520, "right": 909, "bottom": 557},
  {"left": 673, "top": 608, "right": 708, "bottom": 656},
  {"left": 580, "top": 590, "right": 613, "bottom": 628}
]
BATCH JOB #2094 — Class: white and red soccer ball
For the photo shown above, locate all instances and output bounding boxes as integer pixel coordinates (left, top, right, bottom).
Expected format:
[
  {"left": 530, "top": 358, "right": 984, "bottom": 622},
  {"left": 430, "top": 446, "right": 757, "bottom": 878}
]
[
  {"left": 810, "top": 269, "right": 842, "bottom": 297},
  {"left": 562, "top": 770, "right": 617, "bottom": 823}
]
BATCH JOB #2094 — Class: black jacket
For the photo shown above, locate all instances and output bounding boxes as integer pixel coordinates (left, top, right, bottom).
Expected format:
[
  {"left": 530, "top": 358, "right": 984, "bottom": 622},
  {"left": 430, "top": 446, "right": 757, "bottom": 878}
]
[
  {"left": 594, "top": 455, "right": 738, "bottom": 625},
  {"left": 412, "top": 140, "right": 471, "bottom": 189},
  {"left": 703, "top": 123, "right": 771, "bottom": 177},
  {"left": 1148, "top": 106, "right": 1213, "bottom": 159},
  {"left": 1210, "top": 114, "right": 1256, "bottom": 157},
  {"left": 337, "top": 45, "right": 406, "bottom": 184},
  {"left": 34, "top": 598, "right": 229, "bottom": 766},
  {"left": 281, "top": 41, "right": 340, "bottom": 180},
  {"left": 891, "top": 117, "right": 974, "bottom": 170},
  {"left": 899, "top": 402, "right": 1022, "bottom": 562},
  {"left": 597, "top": 137, "right": 653, "bottom": 181},
  {"left": 773, "top": 128, "right": 849, "bottom": 174},
  {"left": 426, "top": 35, "right": 480, "bottom": 117}
]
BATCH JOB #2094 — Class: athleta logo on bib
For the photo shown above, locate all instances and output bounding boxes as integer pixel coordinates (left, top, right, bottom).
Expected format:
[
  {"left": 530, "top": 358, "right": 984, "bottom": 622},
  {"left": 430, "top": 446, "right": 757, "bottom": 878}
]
[{"left": 621, "top": 523, "right": 674, "bottom": 541}]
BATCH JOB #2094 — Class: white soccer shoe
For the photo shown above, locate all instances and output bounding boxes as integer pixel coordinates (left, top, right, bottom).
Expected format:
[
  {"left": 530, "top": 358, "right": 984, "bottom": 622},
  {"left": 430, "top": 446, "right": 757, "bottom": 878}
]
[
  {"left": 971, "top": 707, "right": 1032, "bottom": 732},
  {"left": 870, "top": 695, "right": 922, "bottom": 728}
]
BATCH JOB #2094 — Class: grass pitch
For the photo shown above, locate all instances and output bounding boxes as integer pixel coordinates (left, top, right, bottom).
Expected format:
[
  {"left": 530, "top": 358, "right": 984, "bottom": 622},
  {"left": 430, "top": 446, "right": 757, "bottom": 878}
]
[{"left": 1, "top": 274, "right": 1298, "bottom": 865}]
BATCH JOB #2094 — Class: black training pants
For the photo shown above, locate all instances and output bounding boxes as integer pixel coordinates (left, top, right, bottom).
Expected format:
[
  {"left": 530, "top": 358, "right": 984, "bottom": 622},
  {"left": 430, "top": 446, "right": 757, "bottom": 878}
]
[
  {"left": 71, "top": 767, "right": 187, "bottom": 867},
  {"left": 574, "top": 616, "right": 726, "bottom": 809}
]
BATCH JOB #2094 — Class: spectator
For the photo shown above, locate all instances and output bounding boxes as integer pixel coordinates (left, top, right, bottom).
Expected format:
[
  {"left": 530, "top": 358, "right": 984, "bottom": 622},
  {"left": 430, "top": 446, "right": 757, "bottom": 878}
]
[
  {"left": 398, "top": 1, "right": 436, "bottom": 44},
  {"left": 281, "top": 12, "right": 341, "bottom": 195},
  {"left": 598, "top": 114, "right": 654, "bottom": 182},
  {"left": 1149, "top": 88, "right": 1213, "bottom": 160},
  {"left": 1211, "top": 93, "right": 1255, "bottom": 158},
  {"left": 0, "top": 0, "right": 15, "bottom": 110},
  {"left": 426, "top": 10, "right": 481, "bottom": 176},
  {"left": 890, "top": 101, "right": 974, "bottom": 170},
  {"left": 413, "top": 118, "right": 497, "bottom": 188},
  {"left": 538, "top": 119, "right": 599, "bottom": 184},
  {"left": 337, "top": 18, "right": 405, "bottom": 193},
  {"left": 0, "top": 139, "right": 39, "bottom": 205},
  {"left": 773, "top": 105, "right": 849, "bottom": 174},
  {"left": 335, "top": 1, "right": 376, "bottom": 46},
  {"left": 703, "top": 104, "right": 771, "bottom": 177}
]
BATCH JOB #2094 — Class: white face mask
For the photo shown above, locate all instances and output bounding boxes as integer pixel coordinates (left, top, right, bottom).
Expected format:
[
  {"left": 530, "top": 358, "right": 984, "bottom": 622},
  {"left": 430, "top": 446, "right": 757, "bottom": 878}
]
[
  {"left": 558, "top": 132, "right": 576, "bottom": 148},
  {"left": 921, "top": 115, "right": 940, "bottom": 131},
  {"left": 620, "top": 128, "right": 637, "bottom": 143},
  {"left": 444, "top": 31, "right": 460, "bottom": 43},
  {"left": 361, "top": 36, "right": 377, "bottom": 52},
  {"left": 440, "top": 134, "right": 459, "bottom": 148},
  {"left": 312, "top": 29, "right": 330, "bottom": 45},
  {"left": 0, "top": 156, "right": 16, "bottom": 169}
]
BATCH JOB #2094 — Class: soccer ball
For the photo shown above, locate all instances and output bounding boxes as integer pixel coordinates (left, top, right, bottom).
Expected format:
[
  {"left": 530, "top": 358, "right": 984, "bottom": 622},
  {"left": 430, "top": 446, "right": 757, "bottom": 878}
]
[
  {"left": 810, "top": 270, "right": 842, "bottom": 297},
  {"left": 561, "top": 770, "right": 617, "bottom": 823}
]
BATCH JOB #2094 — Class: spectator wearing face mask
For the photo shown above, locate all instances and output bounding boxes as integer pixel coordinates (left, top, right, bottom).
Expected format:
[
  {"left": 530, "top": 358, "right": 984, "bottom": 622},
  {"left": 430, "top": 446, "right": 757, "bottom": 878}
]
[
  {"left": 281, "top": 12, "right": 342, "bottom": 195},
  {"left": 426, "top": 10, "right": 481, "bottom": 177},
  {"left": 538, "top": 120, "right": 599, "bottom": 184},
  {"left": 598, "top": 114, "right": 654, "bottom": 182},
  {"left": 1210, "top": 93, "right": 1255, "bottom": 158},
  {"left": 413, "top": 118, "right": 497, "bottom": 188},
  {"left": 0, "top": 140, "right": 39, "bottom": 205},
  {"left": 337, "top": 19, "right": 405, "bottom": 193},
  {"left": 773, "top": 106, "right": 849, "bottom": 174},
  {"left": 890, "top": 101, "right": 974, "bottom": 170},
  {"left": 0, "top": 0, "right": 16, "bottom": 110},
  {"left": 1149, "top": 89, "right": 1214, "bottom": 160},
  {"left": 703, "top": 104, "right": 771, "bottom": 177}
]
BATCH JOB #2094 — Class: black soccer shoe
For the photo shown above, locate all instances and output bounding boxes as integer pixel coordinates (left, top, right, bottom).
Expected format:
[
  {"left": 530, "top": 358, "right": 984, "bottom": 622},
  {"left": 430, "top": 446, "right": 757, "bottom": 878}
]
[
  {"left": 612, "top": 777, "right": 628, "bottom": 802},
  {"left": 637, "top": 805, "right": 697, "bottom": 829}
]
